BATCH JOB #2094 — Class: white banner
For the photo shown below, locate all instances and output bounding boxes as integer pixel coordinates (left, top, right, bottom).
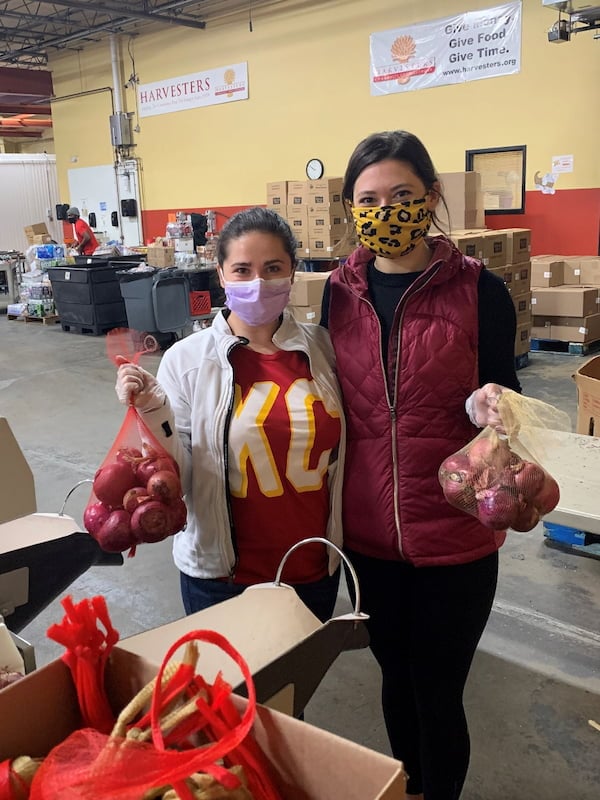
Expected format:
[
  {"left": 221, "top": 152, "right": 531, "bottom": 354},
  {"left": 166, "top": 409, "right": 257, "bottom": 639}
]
[
  {"left": 138, "top": 62, "right": 248, "bottom": 118},
  {"left": 370, "top": 2, "right": 521, "bottom": 95}
]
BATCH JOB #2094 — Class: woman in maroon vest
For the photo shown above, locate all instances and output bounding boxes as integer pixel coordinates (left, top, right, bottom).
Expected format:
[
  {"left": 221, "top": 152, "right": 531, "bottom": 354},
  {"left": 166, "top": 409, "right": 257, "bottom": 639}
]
[{"left": 321, "top": 130, "right": 521, "bottom": 800}]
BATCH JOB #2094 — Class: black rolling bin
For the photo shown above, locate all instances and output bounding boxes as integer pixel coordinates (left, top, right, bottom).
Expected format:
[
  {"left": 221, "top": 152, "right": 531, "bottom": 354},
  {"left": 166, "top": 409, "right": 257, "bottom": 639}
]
[{"left": 47, "top": 257, "right": 143, "bottom": 336}]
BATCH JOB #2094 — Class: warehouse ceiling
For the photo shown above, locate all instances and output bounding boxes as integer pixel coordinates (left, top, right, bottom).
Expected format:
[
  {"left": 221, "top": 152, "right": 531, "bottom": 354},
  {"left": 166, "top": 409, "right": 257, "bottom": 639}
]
[{"left": 0, "top": 0, "right": 309, "bottom": 138}]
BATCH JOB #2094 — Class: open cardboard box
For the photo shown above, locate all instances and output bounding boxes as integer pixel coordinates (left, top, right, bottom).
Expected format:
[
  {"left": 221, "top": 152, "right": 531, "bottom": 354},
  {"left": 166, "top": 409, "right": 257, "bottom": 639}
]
[
  {"left": 0, "top": 643, "right": 407, "bottom": 799},
  {"left": 0, "top": 417, "right": 121, "bottom": 636},
  {"left": 120, "top": 581, "right": 369, "bottom": 717}
]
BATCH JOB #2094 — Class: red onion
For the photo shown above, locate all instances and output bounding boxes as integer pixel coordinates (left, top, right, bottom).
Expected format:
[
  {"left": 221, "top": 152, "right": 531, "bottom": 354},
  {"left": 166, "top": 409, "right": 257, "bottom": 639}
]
[
  {"left": 83, "top": 502, "right": 111, "bottom": 536},
  {"left": 168, "top": 498, "right": 187, "bottom": 534},
  {"left": 136, "top": 456, "right": 179, "bottom": 485},
  {"left": 123, "top": 486, "right": 150, "bottom": 514},
  {"left": 95, "top": 510, "right": 135, "bottom": 552},
  {"left": 131, "top": 500, "right": 172, "bottom": 543},
  {"left": 147, "top": 470, "right": 182, "bottom": 504},
  {"left": 511, "top": 503, "right": 541, "bottom": 532},
  {"left": 534, "top": 475, "right": 560, "bottom": 515},
  {"left": 513, "top": 461, "right": 545, "bottom": 500},
  {"left": 93, "top": 462, "right": 138, "bottom": 509},
  {"left": 476, "top": 487, "right": 521, "bottom": 530}
]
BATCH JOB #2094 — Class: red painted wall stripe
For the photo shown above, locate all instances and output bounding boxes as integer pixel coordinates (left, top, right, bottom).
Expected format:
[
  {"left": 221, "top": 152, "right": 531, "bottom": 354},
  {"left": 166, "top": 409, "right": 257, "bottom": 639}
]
[{"left": 484, "top": 188, "right": 600, "bottom": 256}]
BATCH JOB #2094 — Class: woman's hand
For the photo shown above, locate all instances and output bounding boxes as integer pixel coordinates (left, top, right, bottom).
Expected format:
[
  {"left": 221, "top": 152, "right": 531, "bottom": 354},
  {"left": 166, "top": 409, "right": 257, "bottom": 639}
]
[
  {"left": 115, "top": 355, "right": 166, "bottom": 412},
  {"left": 465, "top": 383, "right": 506, "bottom": 431}
]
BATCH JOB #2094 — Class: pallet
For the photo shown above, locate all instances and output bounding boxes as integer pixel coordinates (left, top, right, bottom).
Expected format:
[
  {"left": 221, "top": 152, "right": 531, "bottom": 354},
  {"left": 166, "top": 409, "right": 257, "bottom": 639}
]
[
  {"left": 7, "top": 313, "right": 60, "bottom": 326},
  {"left": 543, "top": 521, "right": 600, "bottom": 561},
  {"left": 530, "top": 337, "right": 600, "bottom": 356},
  {"left": 60, "top": 321, "right": 118, "bottom": 336}
]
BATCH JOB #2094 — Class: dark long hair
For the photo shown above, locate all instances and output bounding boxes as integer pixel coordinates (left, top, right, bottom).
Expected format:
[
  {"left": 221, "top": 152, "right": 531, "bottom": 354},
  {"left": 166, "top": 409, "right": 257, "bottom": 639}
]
[
  {"left": 217, "top": 207, "right": 298, "bottom": 267},
  {"left": 342, "top": 130, "right": 449, "bottom": 232}
]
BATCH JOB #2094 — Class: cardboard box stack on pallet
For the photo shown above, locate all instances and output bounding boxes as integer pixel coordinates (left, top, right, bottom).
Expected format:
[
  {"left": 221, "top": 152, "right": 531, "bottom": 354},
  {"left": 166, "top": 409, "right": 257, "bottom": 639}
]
[
  {"left": 439, "top": 172, "right": 532, "bottom": 363},
  {"left": 448, "top": 226, "right": 532, "bottom": 363},
  {"left": 529, "top": 256, "right": 600, "bottom": 345},
  {"left": 267, "top": 180, "right": 353, "bottom": 261}
]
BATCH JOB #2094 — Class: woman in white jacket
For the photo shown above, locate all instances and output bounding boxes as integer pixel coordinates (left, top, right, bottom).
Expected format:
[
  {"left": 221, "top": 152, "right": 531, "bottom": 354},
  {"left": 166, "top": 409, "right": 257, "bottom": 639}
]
[{"left": 116, "top": 207, "right": 345, "bottom": 621}]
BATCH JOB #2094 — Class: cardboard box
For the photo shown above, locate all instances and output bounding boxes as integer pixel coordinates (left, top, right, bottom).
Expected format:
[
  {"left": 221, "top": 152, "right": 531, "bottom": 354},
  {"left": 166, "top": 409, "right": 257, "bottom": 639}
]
[
  {"left": 0, "top": 417, "right": 111, "bottom": 635},
  {"left": 307, "top": 177, "right": 344, "bottom": 206},
  {"left": 579, "top": 257, "right": 600, "bottom": 286},
  {"left": 511, "top": 262, "right": 531, "bottom": 295},
  {"left": 0, "top": 646, "right": 406, "bottom": 799},
  {"left": 574, "top": 356, "right": 600, "bottom": 436},
  {"left": 307, "top": 239, "right": 346, "bottom": 259},
  {"left": 498, "top": 228, "right": 531, "bottom": 265},
  {"left": 266, "top": 181, "right": 288, "bottom": 207},
  {"left": 512, "top": 291, "right": 532, "bottom": 324},
  {"left": 449, "top": 233, "right": 483, "bottom": 259},
  {"left": 288, "top": 181, "right": 309, "bottom": 206},
  {"left": 531, "top": 324, "right": 551, "bottom": 339},
  {"left": 291, "top": 304, "right": 321, "bottom": 324},
  {"left": 147, "top": 244, "right": 176, "bottom": 268},
  {"left": 515, "top": 321, "right": 531, "bottom": 356},
  {"left": 550, "top": 316, "right": 600, "bottom": 343},
  {"left": 307, "top": 203, "right": 347, "bottom": 227},
  {"left": 531, "top": 259, "right": 564, "bottom": 287},
  {"left": 290, "top": 272, "right": 331, "bottom": 307},
  {"left": 531, "top": 286, "right": 600, "bottom": 318},
  {"left": 438, "top": 172, "right": 485, "bottom": 230},
  {"left": 307, "top": 220, "right": 346, "bottom": 240},
  {"left": 480, "top": 231, "right": 508, "bottom": 269},
  {"left": 24, "top": 222, "right": 50, "bottom": 244},
  {"left": 562, "top": 257, "right": 581, "bottom": 285}
]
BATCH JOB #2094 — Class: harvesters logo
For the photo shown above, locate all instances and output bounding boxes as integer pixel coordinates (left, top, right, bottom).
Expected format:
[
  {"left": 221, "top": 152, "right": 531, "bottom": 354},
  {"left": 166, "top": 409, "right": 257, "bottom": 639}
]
[
  {"left": 389, "top": 35, "right": 435, "bottom": 85},
  {"left": 214, "top": 68, "right": 246, "bottom": 97}
]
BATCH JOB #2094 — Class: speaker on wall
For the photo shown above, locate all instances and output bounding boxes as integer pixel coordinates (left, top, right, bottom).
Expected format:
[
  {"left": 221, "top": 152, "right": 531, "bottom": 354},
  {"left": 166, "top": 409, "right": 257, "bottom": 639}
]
[{"left": 56, "top": 203, "right": 70, "bottom": 221}]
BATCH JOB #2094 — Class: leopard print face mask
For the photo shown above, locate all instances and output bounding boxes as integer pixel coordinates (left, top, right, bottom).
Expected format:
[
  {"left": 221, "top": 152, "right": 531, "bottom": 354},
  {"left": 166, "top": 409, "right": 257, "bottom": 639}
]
[{"left": 351, "top": 197, "right": 432, "bottom": 258}]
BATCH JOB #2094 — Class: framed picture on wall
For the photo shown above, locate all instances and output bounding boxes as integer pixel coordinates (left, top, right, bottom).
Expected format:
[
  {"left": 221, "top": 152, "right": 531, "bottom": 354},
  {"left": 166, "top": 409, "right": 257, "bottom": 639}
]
[{"left": 465, "top": 145, "right": 526, "bottom": 214}]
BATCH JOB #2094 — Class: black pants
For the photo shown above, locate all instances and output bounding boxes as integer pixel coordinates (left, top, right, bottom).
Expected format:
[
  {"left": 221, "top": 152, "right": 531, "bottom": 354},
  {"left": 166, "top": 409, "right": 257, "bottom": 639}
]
[{"left": 345, "top": 549, "right": 498, "bottom": 799}]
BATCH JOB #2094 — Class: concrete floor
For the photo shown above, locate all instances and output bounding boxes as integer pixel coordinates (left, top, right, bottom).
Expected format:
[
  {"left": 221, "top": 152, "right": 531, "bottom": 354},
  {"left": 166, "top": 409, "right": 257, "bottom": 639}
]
[{"left": 1, "top": 313, "right": 599, "bottom": 798}]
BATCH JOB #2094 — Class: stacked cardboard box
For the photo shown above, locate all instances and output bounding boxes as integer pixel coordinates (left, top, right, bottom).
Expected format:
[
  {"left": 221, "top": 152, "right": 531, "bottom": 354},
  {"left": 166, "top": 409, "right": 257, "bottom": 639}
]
[
  {"left": 146, "top": 243, "right": 176, "bottom": 268},
  {"left": 267, "top": 179, "right": 352, "bottom": 259},
  {"left": 449, "top": 227, "right": 531, "bottom": 359},
  {"left": 288, "top": 271, "right": 332, "bottom": 324},
  {"left": 530, "top": 255, "right": 600, "bottom": 344},
  {"left": 438, "top": 172, "right": 485, "bottom": 230},
  {"left": 23, "top": 222, "right": 50, "bottom": 246}
]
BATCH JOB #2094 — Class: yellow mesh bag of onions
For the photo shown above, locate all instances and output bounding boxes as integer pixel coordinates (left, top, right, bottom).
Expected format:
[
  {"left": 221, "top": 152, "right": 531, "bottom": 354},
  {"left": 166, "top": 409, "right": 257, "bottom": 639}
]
[{"left": 438, "top": 390, "right": 571, "bottom": 532}]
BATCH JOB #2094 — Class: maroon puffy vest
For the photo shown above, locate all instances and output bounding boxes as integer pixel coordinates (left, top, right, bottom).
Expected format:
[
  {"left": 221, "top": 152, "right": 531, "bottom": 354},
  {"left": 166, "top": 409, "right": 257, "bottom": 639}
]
[{"left": 328, "top": 237, "right": 505, "bottom": 566}]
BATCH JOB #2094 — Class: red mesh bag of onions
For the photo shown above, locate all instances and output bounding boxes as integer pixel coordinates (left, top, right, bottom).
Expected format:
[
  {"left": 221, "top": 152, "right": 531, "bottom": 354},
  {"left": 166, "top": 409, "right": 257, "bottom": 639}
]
[
  {"left": 438, "top": 389, "right": 571, "bottom": 533},
  {"left": 83, "top": 329, "right": 186, "bottom": 556}
]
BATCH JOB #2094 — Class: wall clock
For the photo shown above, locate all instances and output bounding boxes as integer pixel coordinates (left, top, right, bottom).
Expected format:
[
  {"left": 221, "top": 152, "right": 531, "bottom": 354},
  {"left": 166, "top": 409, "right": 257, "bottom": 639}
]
[{"left": 306, "top": 158, "right": 324, "bottom": 180}]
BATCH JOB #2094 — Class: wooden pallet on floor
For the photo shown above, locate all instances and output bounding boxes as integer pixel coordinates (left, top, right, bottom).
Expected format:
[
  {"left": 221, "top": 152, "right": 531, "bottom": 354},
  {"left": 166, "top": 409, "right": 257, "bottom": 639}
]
[
  {"left": 7, "top": 313, "right": 60, "bottom": 326},
  {"left": 530, "top": 337, "right": 600, "bottom": 356}
]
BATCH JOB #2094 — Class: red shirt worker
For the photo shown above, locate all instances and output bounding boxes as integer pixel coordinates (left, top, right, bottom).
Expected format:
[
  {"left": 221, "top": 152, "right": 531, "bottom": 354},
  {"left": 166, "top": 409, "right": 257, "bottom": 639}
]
[{"left": 67, "top": 206, "right": 99, "bottom": 255}]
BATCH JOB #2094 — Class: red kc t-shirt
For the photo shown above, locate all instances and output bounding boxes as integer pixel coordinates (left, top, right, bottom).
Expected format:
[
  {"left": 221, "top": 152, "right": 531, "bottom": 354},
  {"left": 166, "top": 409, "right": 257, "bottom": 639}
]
[{"left": 227, "top": 346, "right": 341, "bottom": 586}]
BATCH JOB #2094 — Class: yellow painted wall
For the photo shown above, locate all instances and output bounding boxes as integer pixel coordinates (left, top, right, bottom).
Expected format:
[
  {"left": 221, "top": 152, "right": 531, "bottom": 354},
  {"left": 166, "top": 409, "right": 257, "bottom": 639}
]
[{"left": 49, "top": 0, "right": 599, "bottom": 210}]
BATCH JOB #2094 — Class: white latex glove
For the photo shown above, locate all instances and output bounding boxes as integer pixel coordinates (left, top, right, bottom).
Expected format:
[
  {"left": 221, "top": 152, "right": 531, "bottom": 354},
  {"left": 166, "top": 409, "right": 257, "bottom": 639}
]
[
  {"left": 465, "top": 383, "right": 506, "bottom": 431},
  {"left": 115, "top": 355, "right": 166, "bottom": 412}
]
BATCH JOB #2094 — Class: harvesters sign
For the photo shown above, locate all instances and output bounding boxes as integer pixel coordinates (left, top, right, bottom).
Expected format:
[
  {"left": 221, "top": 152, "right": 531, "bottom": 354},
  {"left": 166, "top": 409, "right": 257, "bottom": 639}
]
[
  {"left": 137, "top": 62, "right": 248, "bottom": 118},
  {"left": 370, "top": 2, "right": 521, "bottom": 95}
]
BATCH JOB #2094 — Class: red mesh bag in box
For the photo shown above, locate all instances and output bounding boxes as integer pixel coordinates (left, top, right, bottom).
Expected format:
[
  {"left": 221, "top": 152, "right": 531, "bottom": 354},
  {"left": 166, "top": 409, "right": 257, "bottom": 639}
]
[
  {"left": 438, "top": 390, "right": 570, "bottom": 533},
  {"left": 28, "top": 630, "right": 283, "bottom": 800},
  {"left": 83, "top": 329, "right": 186, "bottom": 556}
]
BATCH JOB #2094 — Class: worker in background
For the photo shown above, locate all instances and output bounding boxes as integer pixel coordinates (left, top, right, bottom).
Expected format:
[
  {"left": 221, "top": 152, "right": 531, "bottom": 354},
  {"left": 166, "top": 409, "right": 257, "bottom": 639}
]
[{"left": 66, "top": 207, "right": 99, "bottom": 256}]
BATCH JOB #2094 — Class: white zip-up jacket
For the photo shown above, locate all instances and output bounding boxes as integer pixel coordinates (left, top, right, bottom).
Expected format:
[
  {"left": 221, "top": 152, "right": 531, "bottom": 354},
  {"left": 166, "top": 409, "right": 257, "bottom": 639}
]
[{"left": 141, "top": 309, "right": 346, "bottom": 580}]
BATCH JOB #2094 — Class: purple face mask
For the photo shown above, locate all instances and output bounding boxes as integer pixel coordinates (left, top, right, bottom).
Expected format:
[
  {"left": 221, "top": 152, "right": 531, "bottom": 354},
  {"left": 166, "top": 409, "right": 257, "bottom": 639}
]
[{"left": 223, "top": 276, "right": 292, "bottom": 326}]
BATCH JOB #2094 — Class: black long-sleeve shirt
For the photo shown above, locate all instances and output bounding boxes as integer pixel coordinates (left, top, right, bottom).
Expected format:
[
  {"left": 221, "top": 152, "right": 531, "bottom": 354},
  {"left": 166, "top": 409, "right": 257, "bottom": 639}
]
[{"left": 320, "top": 264, "right": 521, "bottom": 393}]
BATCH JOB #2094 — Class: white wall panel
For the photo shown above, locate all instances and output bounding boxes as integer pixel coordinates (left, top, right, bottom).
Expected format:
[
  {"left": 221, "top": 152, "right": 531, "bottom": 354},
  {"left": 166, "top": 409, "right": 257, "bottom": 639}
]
[{"left": 0, "top": 155, "right": 63, "bottom": 253}]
